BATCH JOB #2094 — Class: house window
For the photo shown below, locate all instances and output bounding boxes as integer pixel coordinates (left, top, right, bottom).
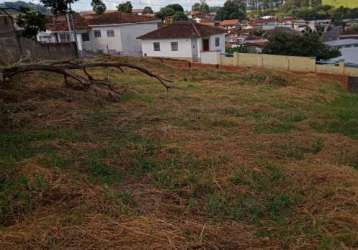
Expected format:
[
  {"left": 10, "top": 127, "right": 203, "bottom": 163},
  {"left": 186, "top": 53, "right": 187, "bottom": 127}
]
[
  {"left": 94, "top": 30, "right": 101, "bottom": 38},
  {"left": 107, "top": 30, "right": 115, "bottom": 37},
  {"left": 153, "top": 42, "right": 160, "bottom": 51},
  {"left": 171, "top": 41, "right": 178, "bottom": 51},
  {"left": 59, "top": 33, "right": 70, "bottom": 42},
  {"left": 81, "top": 33, "right": 90, "bottom": 42},
  {"left": 215, "top": 37, "right": 220, "bottom": 47}
]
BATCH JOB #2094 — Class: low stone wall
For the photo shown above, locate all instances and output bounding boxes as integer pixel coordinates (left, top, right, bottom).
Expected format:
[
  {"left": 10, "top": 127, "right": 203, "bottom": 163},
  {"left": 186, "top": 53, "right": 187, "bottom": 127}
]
[{"left": 0, "top": 35, "right": 77, "bottom": 64}]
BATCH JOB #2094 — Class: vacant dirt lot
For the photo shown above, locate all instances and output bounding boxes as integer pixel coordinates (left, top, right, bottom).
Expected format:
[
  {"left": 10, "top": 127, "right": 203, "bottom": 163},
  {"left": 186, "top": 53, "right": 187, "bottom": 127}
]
[{"left": 0, "top": 56, "right": 357, "bottom": 249}]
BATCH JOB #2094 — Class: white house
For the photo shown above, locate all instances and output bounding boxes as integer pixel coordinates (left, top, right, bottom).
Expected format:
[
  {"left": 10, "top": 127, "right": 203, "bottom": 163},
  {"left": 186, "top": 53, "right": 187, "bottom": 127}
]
[
  {"left": 137, "top": 21, "right": 226, "bottom": 61},
  {"left": 37, "top": 12, "right": 161, "bottom": 56},
  {"left": 324, "top": 39, "right": 358, "bottom": 66}
]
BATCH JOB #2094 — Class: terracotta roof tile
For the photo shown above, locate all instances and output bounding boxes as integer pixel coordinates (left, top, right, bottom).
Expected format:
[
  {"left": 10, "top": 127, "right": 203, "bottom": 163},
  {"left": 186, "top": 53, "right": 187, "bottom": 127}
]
[
  {"left": 220, "top": 19, "right": 240, "bottom": 26},
  {"left": 85, "top": 11, "right": 159, "bottom": 26},
  {"left": 45, "top": 12, "right": 159, "bottom": 32},
  {"left": 137, "top": 21, "right": 225, "bottom": 40},
  {"left": 45, "top": 14, "right": 89, "bottom": 32}
]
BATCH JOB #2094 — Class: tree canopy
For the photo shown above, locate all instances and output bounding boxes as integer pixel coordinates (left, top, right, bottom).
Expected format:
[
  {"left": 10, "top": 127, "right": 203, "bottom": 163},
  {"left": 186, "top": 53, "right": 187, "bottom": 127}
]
[
  {"left": 263, "top": 31, "right": 341, "bottom": 60},
  {"left": 143, "top": 6, "right": 153, "bottom": 14},
  {"left": 173, "top": 11, "right": 188, "bottom": 22},
  {"left": 117, "top": 1, "right": 132, "bottom": 13},
  {"left": 16, "top": 7, "right": 46, "bottom": 39},
  {"left": 91, "top": 0, "right": 106, "bottom": 15},
  {"left": 165, "top": 4, "right": 184, "bottom": 13},
  {"left": 215, "top": 0, "right": 246, "bottom": 21},
  {"left": 40, "top": 0, "right": 77, "bottom": 15},
  {"left": 192, "top": 0, "right": 209, "bottom": 13},
  {"left": 155, "top": 4, "right": 186, "bottom": 21}
]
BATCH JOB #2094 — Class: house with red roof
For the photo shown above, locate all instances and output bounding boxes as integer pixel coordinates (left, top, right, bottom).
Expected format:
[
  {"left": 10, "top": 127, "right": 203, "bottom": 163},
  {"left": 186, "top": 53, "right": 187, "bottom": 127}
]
[
  {"left": 37, "top": 11, "right": 161, "bottom": 55},
  {"left": 220, "top": 19, "right": 240, "bottom": 31},
  {"left": 137, "top": 21, "right": 226, "bottom": 61}
]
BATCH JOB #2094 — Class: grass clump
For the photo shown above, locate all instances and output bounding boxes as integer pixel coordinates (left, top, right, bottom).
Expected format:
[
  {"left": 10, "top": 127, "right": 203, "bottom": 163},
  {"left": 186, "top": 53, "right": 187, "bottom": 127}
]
[
  {"left": 312, "top": 93, "right": 358, "bottom": 138},
  {"left": 85, "top": 150, "right": 123, "bottom": 185},
  {"left": 207, "top": 163, "right": 298, "bottom": 224}
]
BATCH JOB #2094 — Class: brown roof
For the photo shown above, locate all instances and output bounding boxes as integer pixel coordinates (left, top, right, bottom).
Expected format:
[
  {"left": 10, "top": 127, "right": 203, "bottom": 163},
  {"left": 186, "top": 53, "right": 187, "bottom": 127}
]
[
  {"left": 220, "top": 19, "right": 240, "bottom": 26},
  {"left": 46, "top": 14, "right": 89, "bottom": 32},
  {"left": 85, "top": 11, "right": 159, "bottom": 26},
  {"left": 137, "top": 21, "right": 225, "bottom": 40},
  {"left": 132, "top": 9, "right": 144, "bottom": 14},
  {"left": 45, "top": 12, "right": 160, "bottom": 32}
]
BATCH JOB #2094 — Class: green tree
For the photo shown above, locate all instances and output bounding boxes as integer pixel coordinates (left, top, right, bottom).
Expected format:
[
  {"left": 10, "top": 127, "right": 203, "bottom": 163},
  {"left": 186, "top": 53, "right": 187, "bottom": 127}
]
[
  {"left": 192, "top": 0, "right": 209, "bottom": 13},
  {"left": 166, "top": 4, "right": 184, "bottom": 12},
  {"left": 143, "top": 6, "right": 153, "bottom": 14},
  {"left": 91, "top": 0, "right": 106, "bottom": 15},
  {"left": 215, "top": 0, "right": 246, "bottom": 21},
  {"left": 16, "top": 7, "right": 46, "bottom": 38},
  {"left": 173, "top": 11, "right": 188, "bottom": 22},
  {"left": 263, "top": 31, "right": 340, "bottom": 60},
  {"left": 117, "top": 1, "right": 132, "bottom": 13},
  {"left": 41, "top": 0, "right": 78, "bottom": 14},
  {"left": 156, "top": 7, "right": 176, "bottom": 20},
  {"left": 155, "top": 4, "right": 185, "bottom": 21}
]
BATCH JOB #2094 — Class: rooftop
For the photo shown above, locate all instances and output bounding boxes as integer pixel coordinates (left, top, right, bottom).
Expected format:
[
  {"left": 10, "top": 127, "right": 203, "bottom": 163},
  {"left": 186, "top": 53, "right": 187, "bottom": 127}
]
[
  {"left": 325, "top": 39, "right": 358, "bottom": 47},
  {"left": 45, "top": 11, "right": 159, "bottom": 32},
  {"left": 84, "top": 11, "right": 159, "bottom": 26},
  {"left": 220, "top": 19, "right": 240, "bottom": 26},
  {"left": 46, "top": 14, "right": 89, "bottom": 32},
  {"left": 137, "top": 21, "right": 225, "bottom": 40}
]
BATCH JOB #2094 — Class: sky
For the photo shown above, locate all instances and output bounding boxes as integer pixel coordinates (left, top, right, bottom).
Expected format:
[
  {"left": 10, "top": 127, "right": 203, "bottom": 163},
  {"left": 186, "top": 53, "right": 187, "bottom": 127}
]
[{"left": 0, "top": 0, "right": 226, "bottom": 11}]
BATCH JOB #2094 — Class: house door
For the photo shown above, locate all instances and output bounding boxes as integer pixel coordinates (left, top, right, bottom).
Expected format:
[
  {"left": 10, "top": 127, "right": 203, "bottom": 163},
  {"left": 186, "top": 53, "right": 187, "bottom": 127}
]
[{"left": 202, "top": 38, "right": 209, "bottom": 52}]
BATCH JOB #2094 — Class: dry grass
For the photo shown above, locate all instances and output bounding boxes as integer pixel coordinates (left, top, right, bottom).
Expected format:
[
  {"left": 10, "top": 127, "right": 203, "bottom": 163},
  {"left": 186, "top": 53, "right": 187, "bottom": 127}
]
[{"left": 0, "top": 56, "right": 357, "bottom": 249}]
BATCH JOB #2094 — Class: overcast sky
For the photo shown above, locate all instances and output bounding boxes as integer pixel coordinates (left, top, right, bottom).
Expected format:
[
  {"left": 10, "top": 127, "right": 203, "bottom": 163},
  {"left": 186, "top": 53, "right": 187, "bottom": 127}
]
[{"left": 0, "top": 0, "right": 226, "bottom": 11}]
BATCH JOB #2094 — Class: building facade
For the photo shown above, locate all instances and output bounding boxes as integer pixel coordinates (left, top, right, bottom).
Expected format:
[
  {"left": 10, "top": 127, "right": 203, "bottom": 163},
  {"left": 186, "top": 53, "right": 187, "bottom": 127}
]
[{"left": 138, "top": 21, "right": 226, "bottom": 61}]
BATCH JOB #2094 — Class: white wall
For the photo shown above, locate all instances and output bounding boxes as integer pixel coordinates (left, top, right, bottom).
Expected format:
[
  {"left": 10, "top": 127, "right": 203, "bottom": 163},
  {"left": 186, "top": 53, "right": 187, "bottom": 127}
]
[
  {"left": 208, "top": 34, "right": 225, "bottom": 53},
  {"left": 86, "top": 22, "right": 159, "bottom": 54},
  {"left": 201, "top": 51, "right": 220, "bottom": 64},
  {"left": 141, "top": 38, "right": 193, "bottom": 59},
  {"left": 90, "top": 26, "right": 122, "bottom": 53},
  {"left": 37, "top": 31, "right": 57, "bottom": 43},
  {"left": 140, "top": 33, "right": 225, "bottom": 60},
  {"left": 119, "top": 23, "right": 159, "bottom": 55},
  {"left": 196, "top": 34, "right": 225, "bottom": 59}
]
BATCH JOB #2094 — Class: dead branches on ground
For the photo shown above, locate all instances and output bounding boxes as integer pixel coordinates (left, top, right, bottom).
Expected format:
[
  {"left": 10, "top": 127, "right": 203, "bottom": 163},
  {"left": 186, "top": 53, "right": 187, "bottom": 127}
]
[{"left": 0, "top": 60, "right": 174, "bottom": 100}]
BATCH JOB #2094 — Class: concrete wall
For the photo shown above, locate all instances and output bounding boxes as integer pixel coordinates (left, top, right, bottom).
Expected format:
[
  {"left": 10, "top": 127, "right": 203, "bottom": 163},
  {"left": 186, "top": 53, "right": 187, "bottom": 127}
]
[
  {"left": 235, "top": 53, "right": 317, "bottom": 72},
  {"left": 221, "top": 56, "right": 234, "bottom": 66},
  {"left": 0, "top": 35, "right": 77, "bottom": 64},
  {"left": 0, "top": 15, "right": 13, "bottom": 35},
  {"left": 201, "top": 51, "right": 220, "bottom": 64},
  {"left": 199, "top": 51, "right": 358, "bottom": 77},
  {"left": 141, "top": 38, "right": 193, "bottom": 59}
]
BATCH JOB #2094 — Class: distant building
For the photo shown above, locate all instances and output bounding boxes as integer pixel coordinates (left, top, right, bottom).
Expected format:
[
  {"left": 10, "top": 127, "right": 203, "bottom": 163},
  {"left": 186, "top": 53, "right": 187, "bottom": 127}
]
[
  {"left": 138, "top": 21, "right": 226, "bottom": 61},
  {"left": 132, "top": 9, "right": 144, "bottom": 15},
  {"left": 37, "top": 12, "right": 161, "bottom": 56},
  {"left": 325, "top": 39, "right": 358, "bottom": 66},
  {"left": 220, "top": 19, "right": 240, "bottom": 31}
]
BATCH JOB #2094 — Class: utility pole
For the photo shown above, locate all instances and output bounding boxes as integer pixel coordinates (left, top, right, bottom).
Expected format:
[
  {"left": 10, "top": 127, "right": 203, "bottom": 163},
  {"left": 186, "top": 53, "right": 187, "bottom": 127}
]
[{"left": 66, "top": 3, "right": 79, "bottom": 57}]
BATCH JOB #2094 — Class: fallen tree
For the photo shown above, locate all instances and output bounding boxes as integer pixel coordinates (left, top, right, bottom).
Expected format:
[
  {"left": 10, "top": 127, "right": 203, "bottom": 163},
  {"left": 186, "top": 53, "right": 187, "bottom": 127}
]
[{"left": 0, "top": 60, "right": 174, "bottom": 99}]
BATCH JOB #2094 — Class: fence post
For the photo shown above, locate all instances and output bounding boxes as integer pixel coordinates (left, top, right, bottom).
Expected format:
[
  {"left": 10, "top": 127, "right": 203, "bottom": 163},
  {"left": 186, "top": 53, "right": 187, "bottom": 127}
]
[
  {"left": 287, "top": 57, "right": 290, "bottom": 71},
  {"left": 217, "top": 52, "right": 222, "bottom": 65},
  {"left": 339, "top": 62, "right": 346, "bottom": 75},
  {"left": 258, "top": 54, "right": 264, "bottom": 67},
  {"left": 233, "top": 52, "right": 239, "bottom": 66}
]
